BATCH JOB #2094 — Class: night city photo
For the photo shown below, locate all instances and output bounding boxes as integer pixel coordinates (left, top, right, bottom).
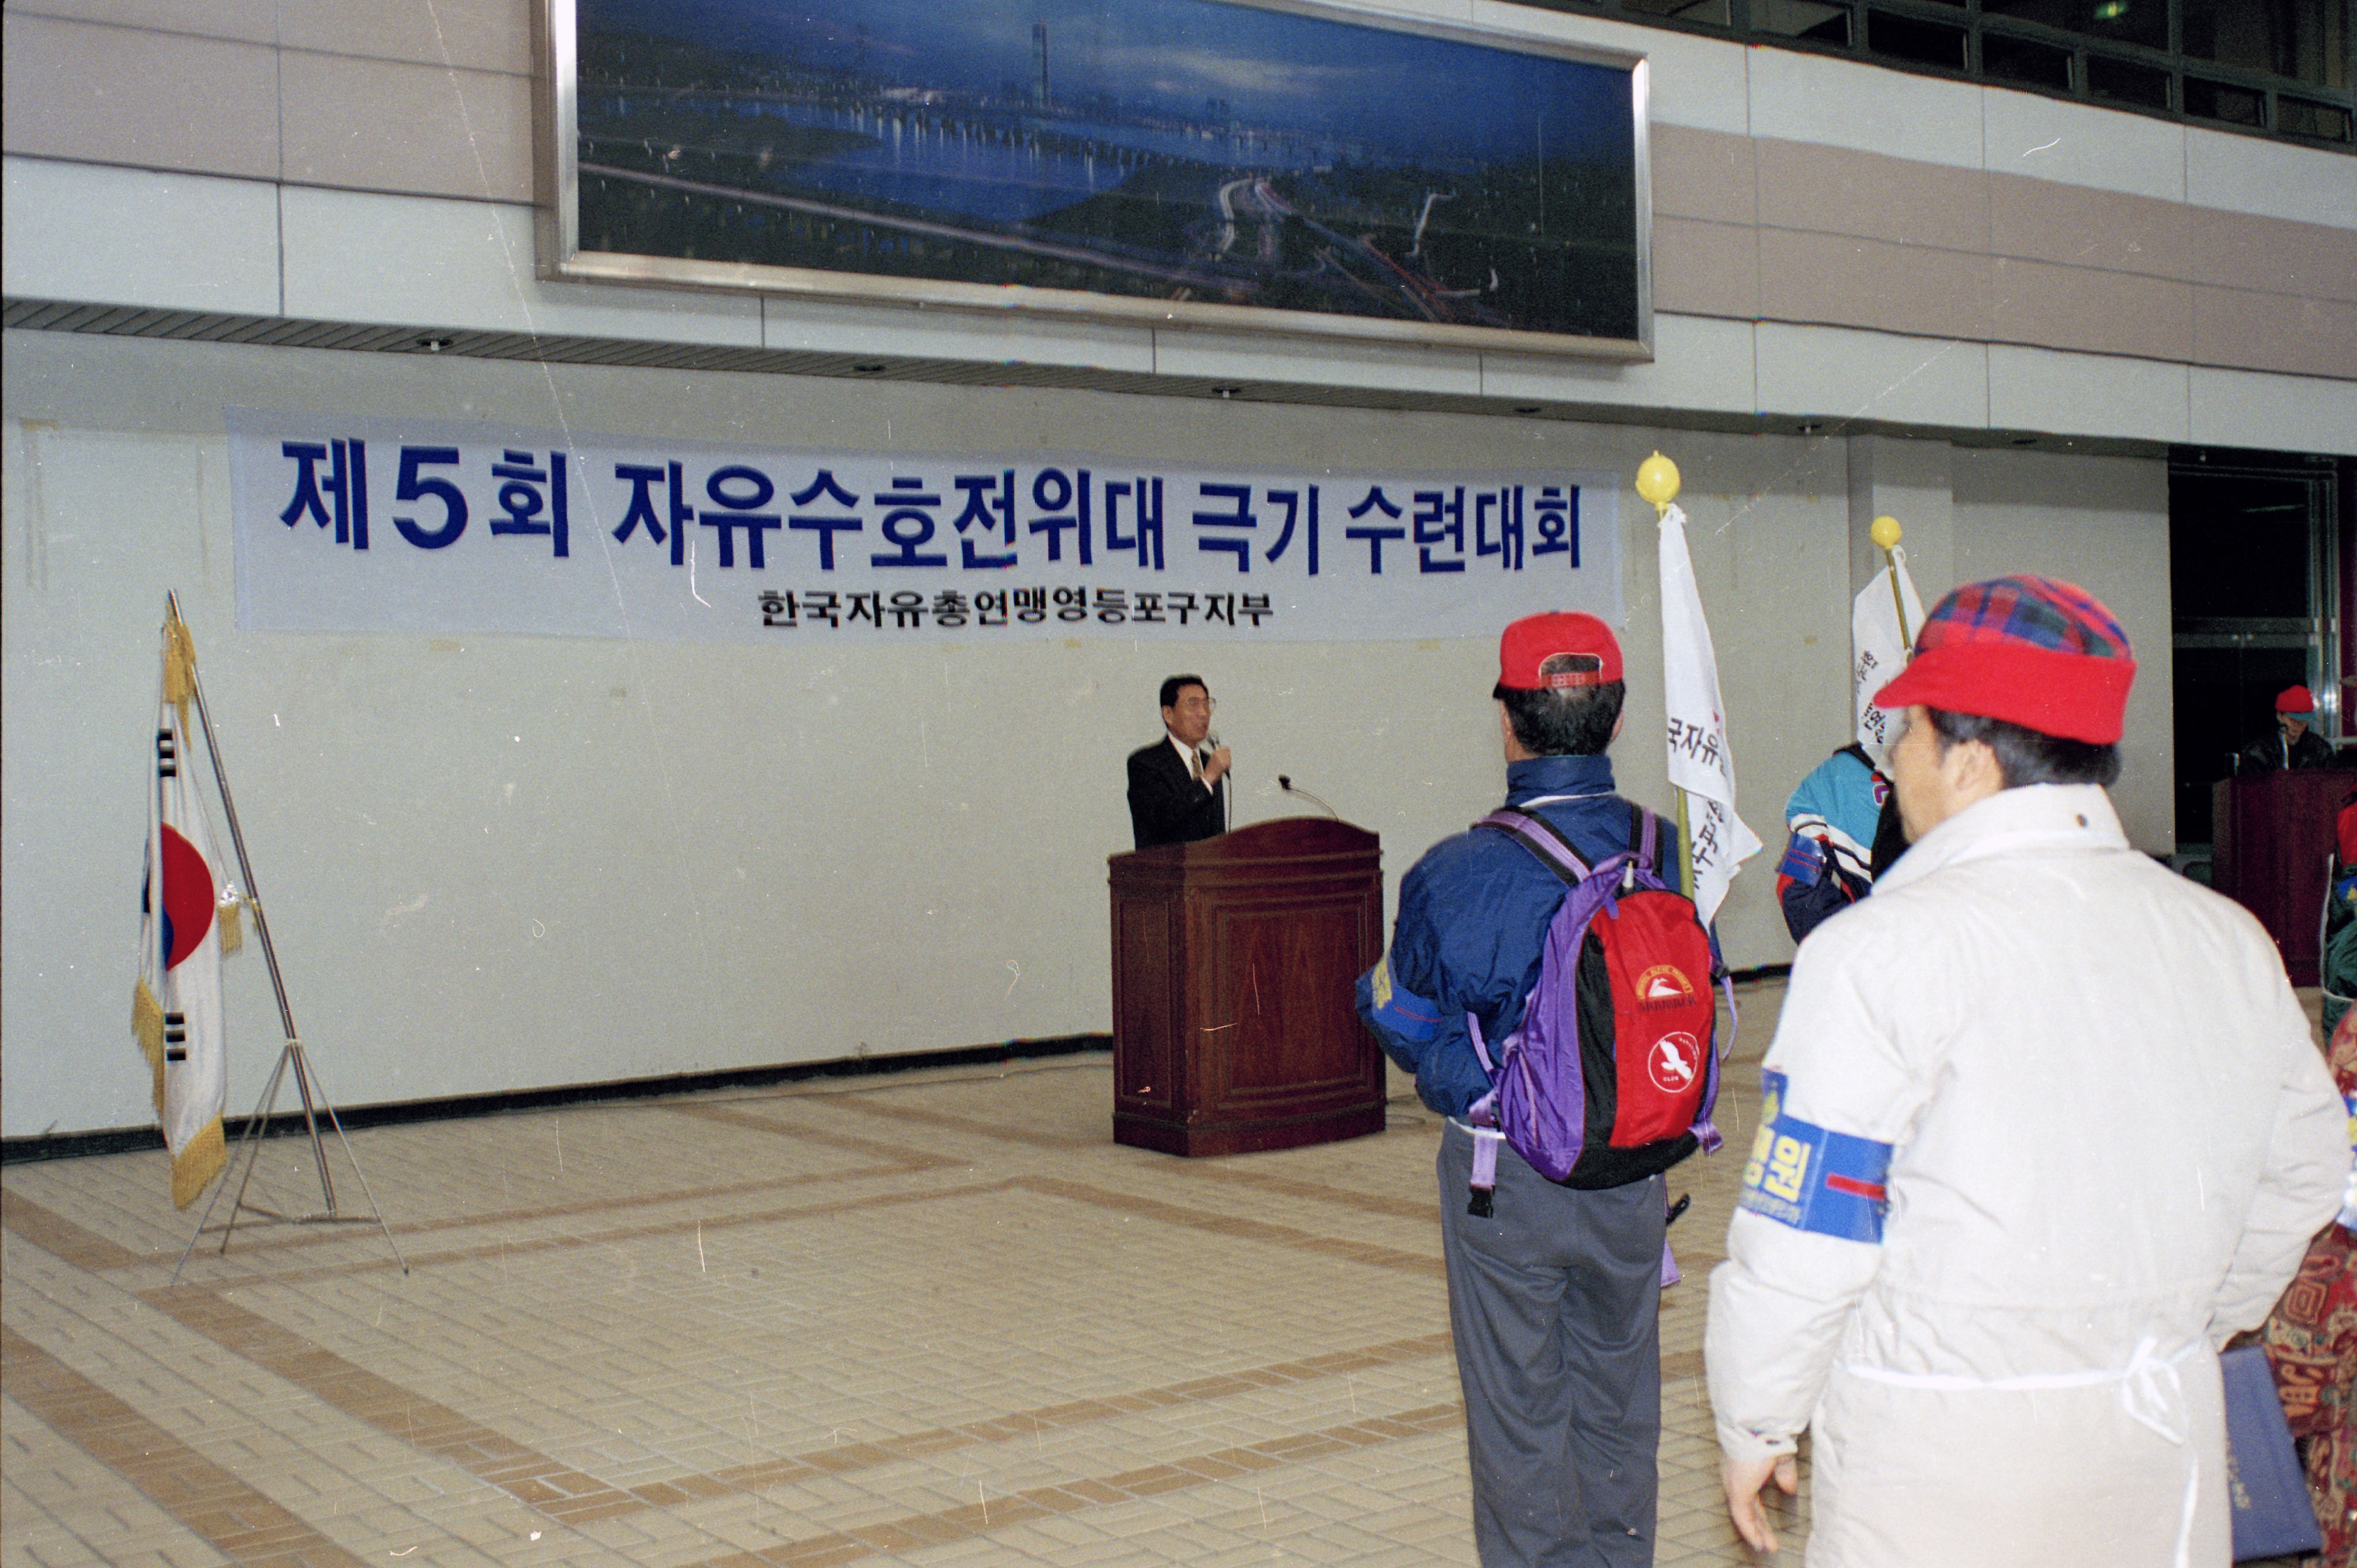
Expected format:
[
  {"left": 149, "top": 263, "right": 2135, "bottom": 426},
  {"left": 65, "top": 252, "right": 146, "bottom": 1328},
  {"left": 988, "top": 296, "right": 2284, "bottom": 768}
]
[{"left": 568, "top": 0, "right": 1645, "bottom": 345}]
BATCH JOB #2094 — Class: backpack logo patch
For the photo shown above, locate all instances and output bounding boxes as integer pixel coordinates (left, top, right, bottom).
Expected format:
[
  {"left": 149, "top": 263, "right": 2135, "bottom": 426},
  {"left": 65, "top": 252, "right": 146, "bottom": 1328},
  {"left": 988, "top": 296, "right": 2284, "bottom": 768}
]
[
  {"left": 1649, "top": 1031, "right": 1702, "bottom": 1094},
  {"left": 1636, "top": 963, "right": 1695, "bottom": 1008}
]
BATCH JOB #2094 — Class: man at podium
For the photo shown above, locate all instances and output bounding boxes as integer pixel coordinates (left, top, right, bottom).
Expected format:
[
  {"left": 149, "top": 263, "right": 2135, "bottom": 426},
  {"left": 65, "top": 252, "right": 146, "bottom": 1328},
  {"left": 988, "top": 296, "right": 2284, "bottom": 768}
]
[
  {"left": 1126, "top": 675, "right": 1231, "bottom": 849},
  {"left": 1356, "top": 612, "right": 1671, "bottom": 1567},
  {"left": 2240, "top": 683, "right": 2335, "bottom": 773}
]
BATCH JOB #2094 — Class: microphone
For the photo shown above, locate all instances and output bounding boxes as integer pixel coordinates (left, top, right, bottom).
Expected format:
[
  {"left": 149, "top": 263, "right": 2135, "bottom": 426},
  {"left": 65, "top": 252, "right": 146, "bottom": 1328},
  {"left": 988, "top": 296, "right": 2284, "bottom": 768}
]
[{"left": 1279, "top": 776, "right": 1340, "bottom": 819}]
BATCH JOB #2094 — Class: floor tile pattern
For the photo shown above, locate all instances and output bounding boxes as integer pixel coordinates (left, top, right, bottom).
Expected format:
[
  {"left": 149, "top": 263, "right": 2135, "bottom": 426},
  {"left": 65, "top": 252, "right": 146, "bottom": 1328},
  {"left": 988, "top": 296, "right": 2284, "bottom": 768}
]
[{"left": 3, "top": 983, "right": 1810, "bottom": 1566}]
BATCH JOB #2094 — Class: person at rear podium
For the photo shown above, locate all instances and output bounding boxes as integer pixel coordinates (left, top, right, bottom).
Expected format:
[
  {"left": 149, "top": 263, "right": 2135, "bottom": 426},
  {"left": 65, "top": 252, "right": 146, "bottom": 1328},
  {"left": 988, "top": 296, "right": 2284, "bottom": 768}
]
[
  {"left": 2240, "top": 684, "right": 2335, "bottom": 773},
  {"left": 1126, "top": 675, "right": 1230, "bottom": 850}
]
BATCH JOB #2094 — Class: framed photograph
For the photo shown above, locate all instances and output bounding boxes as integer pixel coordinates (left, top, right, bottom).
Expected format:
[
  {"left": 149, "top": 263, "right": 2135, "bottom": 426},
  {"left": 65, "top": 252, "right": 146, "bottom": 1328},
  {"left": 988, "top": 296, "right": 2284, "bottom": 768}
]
[{"left": 541, "top": 0, "right": 1651, "bottom": 359}]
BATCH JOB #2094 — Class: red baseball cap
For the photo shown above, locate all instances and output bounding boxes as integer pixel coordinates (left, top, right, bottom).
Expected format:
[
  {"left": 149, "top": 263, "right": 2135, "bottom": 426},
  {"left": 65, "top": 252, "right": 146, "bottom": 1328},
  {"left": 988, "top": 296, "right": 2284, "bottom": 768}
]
[
  {"left": 1497, "top": 612, "right": 1622, "bottom": 691},
  {"left": 2277, "top": 685, "right": 2317, "bottom": 715},
  {"left": 1873, "top": 575, "right": 2136, "bottom": 745}
]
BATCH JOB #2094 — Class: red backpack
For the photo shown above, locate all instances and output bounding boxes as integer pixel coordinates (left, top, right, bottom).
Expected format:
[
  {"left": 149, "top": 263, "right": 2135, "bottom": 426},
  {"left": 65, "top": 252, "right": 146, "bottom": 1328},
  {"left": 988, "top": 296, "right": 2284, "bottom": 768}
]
[{"left": 1463, "top": 804, "right": 1727, "bottom": 1213}]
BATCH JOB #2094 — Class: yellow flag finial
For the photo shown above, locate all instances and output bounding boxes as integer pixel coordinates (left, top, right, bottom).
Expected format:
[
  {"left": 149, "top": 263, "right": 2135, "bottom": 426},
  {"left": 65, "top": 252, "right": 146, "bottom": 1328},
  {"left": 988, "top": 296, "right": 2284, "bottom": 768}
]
[
  {"left": 1870, "top": 514, "right": 1903, "bottom": 551},
  {"left": 162, "top": 602, "right": 199, "bottom": 726},
  {"left": 1634, "top": 452, "right": 1681, "bottom": 519}
]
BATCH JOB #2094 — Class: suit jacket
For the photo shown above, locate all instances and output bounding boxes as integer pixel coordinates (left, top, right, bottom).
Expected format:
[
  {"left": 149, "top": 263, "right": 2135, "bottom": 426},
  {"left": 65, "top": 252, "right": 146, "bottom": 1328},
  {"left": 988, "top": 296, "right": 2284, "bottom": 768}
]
[{"left": 1127, "top": 736, "right": 1226, "bottom": 849}]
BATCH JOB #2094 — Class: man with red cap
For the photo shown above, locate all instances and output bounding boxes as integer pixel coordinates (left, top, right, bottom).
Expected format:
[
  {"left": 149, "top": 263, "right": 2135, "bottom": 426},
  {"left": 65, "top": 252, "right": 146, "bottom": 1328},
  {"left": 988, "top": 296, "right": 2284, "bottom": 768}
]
[
  {"left": 2240, "top": 683, "right": 2334, "bottom": 773},
  {"left": 1707, "top": 575, "right": 2351, "bottom": 1566},
  {"left": 1358, "top": 611, "right": 1682, "bottom": 1567}
]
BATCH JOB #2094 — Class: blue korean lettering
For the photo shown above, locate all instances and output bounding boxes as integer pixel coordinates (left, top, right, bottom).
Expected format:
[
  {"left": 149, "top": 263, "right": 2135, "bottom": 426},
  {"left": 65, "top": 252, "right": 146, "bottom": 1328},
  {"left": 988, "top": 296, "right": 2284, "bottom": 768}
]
[
  {"left": 951, "top": 472, "right": 1017, "bottom": 569},
  {"left": 1193, "top": 482, "right": 1256, "bottom": 572},
  {"left": 487, "top": 450, "right": 568, "bottom": 558},
  {"left": 1028, "top": 468, "right": 1093, "bottom": 565},
  {"left": 1412, "top": 488, "right": 1467, "bottom": 574},
  {"left": 1103, "top": 478, "right": 1164, "bottom": 571},
  {"left": 393, "top": 447, "right": 467, "bottom": 550},
  {"left": 1476, "top": 486, "right": 1525, "bottom": 571},
  {"left": 699, "top": 465, "right": 782, "bottom": 569},
  {"left": 1345, "top": 487, "right": 1406, "bottom": 573},
  {"left": 279, "top": 440, "right": 370, "bottom": 549},
  {"left": 611, "top": 461, "right": 693, "bottom": 566},
  {"left": 870, "top": 476, "right": 947, "bottom": 568},
  {"left": 788, "top": 470, "right": 862, "bottom": 571},
  {"left": 1263, "top": 486, "right": 1318, "bottom": 575},
  {"left": 1532, "top": 486, "right": 1580, "bottom": 565}
]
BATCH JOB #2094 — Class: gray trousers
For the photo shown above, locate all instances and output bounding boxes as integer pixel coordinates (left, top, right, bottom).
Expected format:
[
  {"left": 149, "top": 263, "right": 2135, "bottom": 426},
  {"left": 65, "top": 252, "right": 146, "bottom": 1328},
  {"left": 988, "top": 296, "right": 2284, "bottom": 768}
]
[{"left": 1437, "top": 1121, "right": 1665, "bottom": 1568}]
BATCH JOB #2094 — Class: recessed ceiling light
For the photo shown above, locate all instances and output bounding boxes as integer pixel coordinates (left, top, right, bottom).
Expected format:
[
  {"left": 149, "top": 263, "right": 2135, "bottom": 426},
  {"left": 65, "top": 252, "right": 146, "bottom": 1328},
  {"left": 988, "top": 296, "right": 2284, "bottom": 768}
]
[
  {"left": 1212, "top": 385, "right": 1244, "bottom": 399},
  {"left": 415, "top": 334, "right": 453, "bottom": 352}
]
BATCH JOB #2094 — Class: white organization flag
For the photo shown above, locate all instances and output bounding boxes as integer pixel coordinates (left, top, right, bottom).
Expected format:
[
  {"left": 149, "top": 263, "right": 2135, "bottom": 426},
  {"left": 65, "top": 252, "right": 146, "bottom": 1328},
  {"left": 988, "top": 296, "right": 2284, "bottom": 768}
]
[
  {"left": 1658, "top": 503, "right": 1762, "bottom": 927},
  {"left": 1852, "top": 549, "right": 1925, "bottom": 767},
  {"left": 133, "top": 608, "right": 230, "bottom": 1209}
]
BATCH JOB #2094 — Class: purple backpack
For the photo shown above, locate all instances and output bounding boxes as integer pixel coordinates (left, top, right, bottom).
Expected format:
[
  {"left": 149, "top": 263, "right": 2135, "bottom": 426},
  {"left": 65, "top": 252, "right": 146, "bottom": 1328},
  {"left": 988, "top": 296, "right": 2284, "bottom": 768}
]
[{"left": 1464, "top": 805, "right": 1730, "bottom": 1214}]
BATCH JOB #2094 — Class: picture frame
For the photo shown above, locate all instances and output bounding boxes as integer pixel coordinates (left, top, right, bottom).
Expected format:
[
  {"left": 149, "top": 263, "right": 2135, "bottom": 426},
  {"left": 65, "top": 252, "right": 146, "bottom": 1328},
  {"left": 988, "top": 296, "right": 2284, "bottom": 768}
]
[{"left": 539, "top": 0, "right": 1652, "bottom": 360}]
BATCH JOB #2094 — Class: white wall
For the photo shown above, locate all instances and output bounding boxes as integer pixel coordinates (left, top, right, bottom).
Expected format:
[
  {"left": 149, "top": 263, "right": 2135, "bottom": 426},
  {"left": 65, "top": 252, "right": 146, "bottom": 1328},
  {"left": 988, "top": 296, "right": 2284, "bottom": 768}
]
[{"left": 3, "top": 328, "right": 2174, "bottom": 1138}]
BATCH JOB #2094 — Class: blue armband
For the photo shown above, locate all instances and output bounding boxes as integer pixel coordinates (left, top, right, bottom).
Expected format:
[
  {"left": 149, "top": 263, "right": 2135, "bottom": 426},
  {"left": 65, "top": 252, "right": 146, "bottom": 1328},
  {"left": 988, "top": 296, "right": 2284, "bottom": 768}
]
[
  {"left": 1736, "top": 1069, "right": 1893, "bottom": 1243},
  {"left": 1776, "top": 833, "right": 1826, "bottom": 887},
  {"left": 1361, "top": 957, "right": 1442, "bottom": 1042}
]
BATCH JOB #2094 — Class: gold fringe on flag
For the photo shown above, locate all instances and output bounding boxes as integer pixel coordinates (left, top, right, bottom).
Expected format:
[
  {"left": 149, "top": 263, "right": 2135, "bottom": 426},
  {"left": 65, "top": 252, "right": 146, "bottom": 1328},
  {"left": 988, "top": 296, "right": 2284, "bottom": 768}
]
[
  {"left": 217, "top": 894, "right": 243, "bottom": 955},
  {"left": 133, "top": 977, "right": 167, "bottom": 1117},
  {"left": 172, "top": 1117, "right": 225, "bottom": 1209},
  {"left": 162, "top": 604, "right": 199, "bottom": 729}
]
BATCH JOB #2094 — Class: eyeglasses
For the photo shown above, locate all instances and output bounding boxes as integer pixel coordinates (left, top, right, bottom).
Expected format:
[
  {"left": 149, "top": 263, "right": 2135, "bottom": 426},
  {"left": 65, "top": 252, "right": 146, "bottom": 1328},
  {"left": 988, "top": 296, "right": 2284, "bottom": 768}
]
[{"left": 1176, "top": 696, "right": 1217, "bottom": 713}]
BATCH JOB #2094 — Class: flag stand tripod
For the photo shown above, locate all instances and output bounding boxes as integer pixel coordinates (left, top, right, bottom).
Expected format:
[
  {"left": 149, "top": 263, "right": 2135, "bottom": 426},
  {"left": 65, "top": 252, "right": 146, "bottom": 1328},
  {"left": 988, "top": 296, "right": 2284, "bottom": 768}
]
[{"left": 164, "top": 594, "right": 406, "bottom": 1283}]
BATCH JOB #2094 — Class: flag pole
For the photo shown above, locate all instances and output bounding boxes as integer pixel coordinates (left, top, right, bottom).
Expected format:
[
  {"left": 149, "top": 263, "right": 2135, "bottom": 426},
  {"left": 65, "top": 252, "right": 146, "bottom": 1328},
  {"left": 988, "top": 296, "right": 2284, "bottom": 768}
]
[
  {"left": 1872, "top": 515, "right": 1912, "bottom": 651},
  {"left": 1636, "top": 454, "right": 1698, "bottom": 901},
  {"left": 164, "top": 593, "right": 405, "bottom": 1280}
]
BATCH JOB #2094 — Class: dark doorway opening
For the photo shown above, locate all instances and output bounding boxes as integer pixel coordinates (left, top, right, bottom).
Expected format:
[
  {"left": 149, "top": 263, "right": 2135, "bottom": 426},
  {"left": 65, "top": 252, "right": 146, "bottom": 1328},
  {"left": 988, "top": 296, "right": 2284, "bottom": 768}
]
[{"left": 2169, "top": 449, "right": 2345, "bottom": 850}]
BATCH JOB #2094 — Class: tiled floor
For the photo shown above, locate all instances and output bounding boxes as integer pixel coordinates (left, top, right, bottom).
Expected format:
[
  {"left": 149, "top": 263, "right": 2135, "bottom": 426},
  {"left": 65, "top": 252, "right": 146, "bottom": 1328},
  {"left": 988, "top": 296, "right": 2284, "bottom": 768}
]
[{"left": 6, "top": 976, "right": 1803, "bottom": 1567}]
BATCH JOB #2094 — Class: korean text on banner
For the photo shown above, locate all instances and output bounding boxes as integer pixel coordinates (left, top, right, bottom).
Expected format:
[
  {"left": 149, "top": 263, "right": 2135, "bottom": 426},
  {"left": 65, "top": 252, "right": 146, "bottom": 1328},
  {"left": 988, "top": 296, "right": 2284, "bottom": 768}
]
[
  {"left": 226, "top": 410, "right": 1622, "bottom": 645},
  {"left": 132, "top": 609, "right": 229, "bottom": 1209},
  {"left": 1658, "top": 503, "right": 1762, "bottom": 928},
  {"left": 1853, "top": 552, "right": 1924, "bottom": 767}
]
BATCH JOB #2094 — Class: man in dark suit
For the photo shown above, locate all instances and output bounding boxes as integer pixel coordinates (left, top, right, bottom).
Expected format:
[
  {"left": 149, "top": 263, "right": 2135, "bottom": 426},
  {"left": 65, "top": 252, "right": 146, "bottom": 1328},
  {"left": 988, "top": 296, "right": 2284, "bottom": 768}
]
[{"left": 1126, "top": 675, "right": 1230, "bottom": 849}]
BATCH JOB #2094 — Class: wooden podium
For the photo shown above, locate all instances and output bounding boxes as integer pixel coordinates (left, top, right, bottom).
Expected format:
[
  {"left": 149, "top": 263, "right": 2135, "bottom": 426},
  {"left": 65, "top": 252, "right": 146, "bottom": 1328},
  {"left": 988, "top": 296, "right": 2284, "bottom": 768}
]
[
  {"left": 1108, "top": 817, "right": 1388, "bottom": 1156},
  {"left": 2212, "top": 768, "right": 2352, "bottom": 985}
]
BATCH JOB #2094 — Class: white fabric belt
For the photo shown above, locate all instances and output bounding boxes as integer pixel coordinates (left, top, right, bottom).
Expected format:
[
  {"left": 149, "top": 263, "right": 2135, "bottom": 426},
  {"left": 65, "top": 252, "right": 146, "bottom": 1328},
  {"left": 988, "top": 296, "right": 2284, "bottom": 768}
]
[{"left": 1835, "top": 1337, "right": 2203, "bottom": 1568}]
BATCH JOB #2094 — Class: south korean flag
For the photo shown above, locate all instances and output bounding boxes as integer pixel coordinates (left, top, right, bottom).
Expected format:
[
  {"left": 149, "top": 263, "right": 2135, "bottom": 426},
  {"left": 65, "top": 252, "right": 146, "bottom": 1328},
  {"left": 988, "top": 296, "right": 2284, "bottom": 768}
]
[{"left": 133, "top": 608, "right": 228, "bottom": 1209}]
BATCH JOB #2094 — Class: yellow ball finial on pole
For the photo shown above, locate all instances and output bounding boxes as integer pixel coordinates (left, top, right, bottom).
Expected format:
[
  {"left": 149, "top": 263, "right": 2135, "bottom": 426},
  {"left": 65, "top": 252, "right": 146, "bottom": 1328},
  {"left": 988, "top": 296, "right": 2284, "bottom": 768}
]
[
  {"left": 1870, "top": 514, "right": 1903, "bottom": 551},
  {"left": 1635, "top": 452, "right": 1681, "bottom": 519}
]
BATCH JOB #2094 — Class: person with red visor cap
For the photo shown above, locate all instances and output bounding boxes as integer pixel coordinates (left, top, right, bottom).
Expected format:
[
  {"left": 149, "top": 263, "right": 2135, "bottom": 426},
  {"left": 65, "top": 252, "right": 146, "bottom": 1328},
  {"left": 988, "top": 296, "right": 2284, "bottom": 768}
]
[
  {"left": 2240, "top": 683, "right": 2335, "bottom": 773},
  {"left": 1359, "top": 611, "right": 1688, "bottom": 1568},
  {"left": 1706, "top": 575, "right": 2349, "bottom": 1566}
]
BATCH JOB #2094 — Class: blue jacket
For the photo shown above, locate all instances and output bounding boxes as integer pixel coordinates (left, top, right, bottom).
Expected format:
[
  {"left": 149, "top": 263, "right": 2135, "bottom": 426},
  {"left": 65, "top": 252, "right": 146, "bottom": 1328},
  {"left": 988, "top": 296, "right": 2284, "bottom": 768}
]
[{"left": 1357, "top": 754, "right": 1648, "bottom": 1118}]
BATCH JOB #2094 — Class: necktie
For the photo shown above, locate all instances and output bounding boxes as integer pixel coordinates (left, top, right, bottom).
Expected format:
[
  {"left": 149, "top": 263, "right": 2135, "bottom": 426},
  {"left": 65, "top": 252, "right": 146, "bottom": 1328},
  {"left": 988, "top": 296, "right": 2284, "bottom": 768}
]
[{"left": 1190, "top": 750, "right": 1204, "bottom": 783}]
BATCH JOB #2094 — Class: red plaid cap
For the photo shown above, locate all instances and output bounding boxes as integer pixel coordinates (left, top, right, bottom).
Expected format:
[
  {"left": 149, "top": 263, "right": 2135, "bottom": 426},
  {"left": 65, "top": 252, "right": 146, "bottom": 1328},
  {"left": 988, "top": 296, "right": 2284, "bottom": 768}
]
[
  {"left": 1875, "top": 575, "right": 2137, "bottom": 744},
  {"left": 1498, "top": 612, "right": 1622, "bottom": 691}
]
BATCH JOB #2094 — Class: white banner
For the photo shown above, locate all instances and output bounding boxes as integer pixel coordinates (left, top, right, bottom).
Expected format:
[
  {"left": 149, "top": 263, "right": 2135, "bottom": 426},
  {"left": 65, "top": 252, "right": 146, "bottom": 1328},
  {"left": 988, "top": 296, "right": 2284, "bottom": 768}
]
[
  {"left": 1852, "top": 551, "right": 1925, "bottom": 767},
  {"left": 227, "top": 410, "right": 1621, "bottom": 643},
  {"left": 1657, "top": 503, "right": 1762, "bottom": 928}
]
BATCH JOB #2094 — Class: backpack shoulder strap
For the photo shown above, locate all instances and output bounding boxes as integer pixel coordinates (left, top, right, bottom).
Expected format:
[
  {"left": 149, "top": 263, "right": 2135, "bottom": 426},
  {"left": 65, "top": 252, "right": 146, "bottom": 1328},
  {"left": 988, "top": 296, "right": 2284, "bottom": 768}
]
[
  {"left": 1474, "top": 808, "right": 1594, "bottom": 886},
  {"left": 1627, "top": 802, "right": 1657, "bottom": 871}
]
